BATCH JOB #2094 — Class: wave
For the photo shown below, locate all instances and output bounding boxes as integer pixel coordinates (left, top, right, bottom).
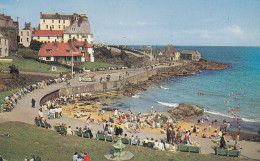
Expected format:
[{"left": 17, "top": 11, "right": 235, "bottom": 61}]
[
  {"left": 160, "top": 85, "right": 169, "bottom": 90},
  {"left": 157, "top": 101, "right": 179, "bottom": 107},
  {"left": 204, "top": 110, "right": 260, "bottom": 123},
  {"left": 132, "top": 94, "right": 140, "bottom": 98}
]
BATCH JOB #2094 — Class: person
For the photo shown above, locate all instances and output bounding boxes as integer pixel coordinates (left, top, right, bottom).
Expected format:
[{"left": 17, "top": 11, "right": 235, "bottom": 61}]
[
  {"left": 32, "top": 98, "right": 36, "bottom": 108},
  {"left": 143, "top": 137, "right": 149, "bottom": 147},
  {"left": 67, "top": 126, "right": 73, "bottom": 135},
  {"left": 170, "top": 128, "right": 175, "bottom": 144},
  {"left": 153, "top": 140, "right": 159, "bottom": 150},
  {"left": 220, "top": 134, "right": 226, "bottom": 149},
  {"left": 73, "top": 152, "right": 78, "bottom": 161},
  {"left": 132, "top": 135, "right": 140, "bottom": 145},
  {"left": 38, "top": 108, "right": 43, "bottom": 118},
  {"left": 84, "top": 153, "right": 90, "bottom": 161},
  {"left": 0, "top": 66, "right": 3, "bottom": 72},
  {"left": 158, "top": 140, "right": 165, "bottom": 150},
  {"left": 166, "top": 127, "right": 170, "bottom": 143}
]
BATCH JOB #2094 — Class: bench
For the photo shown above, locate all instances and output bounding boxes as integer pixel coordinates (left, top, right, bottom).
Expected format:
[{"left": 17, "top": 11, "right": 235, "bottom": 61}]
[
  {"left": 178, "top": 145, "right": 201, "bottom": 153},
  {"left": 54, "top": 125, "right": 61, "bottom": 132},
  {"left": 75, "top": 131, "right": 83, "bottom": 137},
  {"left": 96, "top": 134, "right": 106, "bottom": 141},
  {"left": 105, "top": 135, "right": 114, "bottom": 142},
  {"left": 83, "top": 132, "right": 90, "bottom": 138},
  {"left": 215, "top": 148, "right": 240, "bottom": 157},
  {"left": 122, "top": 138, "right": 131, "bottom": 144},
  {"left": 147, "top": 142, "right": 155, "bottom": 148}
]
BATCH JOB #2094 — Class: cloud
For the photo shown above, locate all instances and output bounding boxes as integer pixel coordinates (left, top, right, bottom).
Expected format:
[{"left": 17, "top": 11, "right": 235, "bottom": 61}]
[{"left": 224, "top": 25, "right": 244, "bottom": 35}]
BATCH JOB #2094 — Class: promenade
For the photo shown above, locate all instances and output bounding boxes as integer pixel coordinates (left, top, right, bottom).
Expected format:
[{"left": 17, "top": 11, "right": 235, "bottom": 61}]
[{"left": 0, "top": 66, "right": 259, "bottom": 160}]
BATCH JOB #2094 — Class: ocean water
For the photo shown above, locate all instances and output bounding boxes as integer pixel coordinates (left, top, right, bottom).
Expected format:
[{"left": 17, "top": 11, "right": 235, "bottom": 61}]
[{"left": 106, "top": 46, "right": 260, "bottom": 133}]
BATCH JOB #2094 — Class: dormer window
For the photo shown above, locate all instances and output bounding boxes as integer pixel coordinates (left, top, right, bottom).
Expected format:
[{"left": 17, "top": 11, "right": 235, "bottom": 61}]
[
  {"left": 66, "top": 50, "right": 71, "bottom": 53},
  {"left": 46, "top": 49, "right": 52, "bottom": 52}
]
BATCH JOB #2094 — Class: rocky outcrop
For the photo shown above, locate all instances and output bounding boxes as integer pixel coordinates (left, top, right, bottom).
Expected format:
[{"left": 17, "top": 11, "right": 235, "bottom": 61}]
[{"left": 168, "top": 103, "right": 204, "bottom": 121}]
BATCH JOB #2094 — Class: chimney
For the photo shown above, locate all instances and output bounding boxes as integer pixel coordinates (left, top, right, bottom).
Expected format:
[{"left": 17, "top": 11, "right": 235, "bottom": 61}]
[{"left": 84, "top": 39, "right": 87, "bottom": 47}]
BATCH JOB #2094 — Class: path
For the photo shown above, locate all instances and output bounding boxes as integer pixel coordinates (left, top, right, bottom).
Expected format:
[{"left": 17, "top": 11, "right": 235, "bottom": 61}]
[{"left": 0, "top": 66, "right": 259, "bottom": 160}]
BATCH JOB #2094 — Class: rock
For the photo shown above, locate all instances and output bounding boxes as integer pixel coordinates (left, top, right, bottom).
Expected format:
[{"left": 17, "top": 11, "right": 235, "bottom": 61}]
[{"left": 168, "top": 103, "right": 204, "bottom": 121}]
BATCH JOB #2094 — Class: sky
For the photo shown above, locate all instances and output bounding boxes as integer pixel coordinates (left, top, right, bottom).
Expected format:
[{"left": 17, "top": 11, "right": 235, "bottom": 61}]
[{"left": 1, "top": 0, "right": 260, "bottom": 46}]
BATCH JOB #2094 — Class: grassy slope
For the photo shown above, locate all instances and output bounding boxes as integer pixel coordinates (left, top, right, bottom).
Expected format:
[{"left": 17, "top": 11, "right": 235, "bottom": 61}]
[
  {"left": 0, "top": 89, "right": 19, "bottom": 104},
  {"left": 0, "top": 122, "right": 247, "bottom": 161},
  {"left": 80, "top": 62, "right": 123, "bottom": 70},
  {"left": 0, "top": 56, "right": 67, "bottom": 73}
]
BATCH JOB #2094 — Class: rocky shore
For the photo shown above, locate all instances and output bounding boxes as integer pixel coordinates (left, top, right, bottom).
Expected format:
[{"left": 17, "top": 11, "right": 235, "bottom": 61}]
[
  {"left": 167, "top": 103, "right": 204, "bottom": 121},
  {"left": 122, "top": 59, "right": 230, "bottom": 96}
]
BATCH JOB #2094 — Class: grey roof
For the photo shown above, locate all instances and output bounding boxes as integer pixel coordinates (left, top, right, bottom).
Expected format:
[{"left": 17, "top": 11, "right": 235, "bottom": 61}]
[
  {"left": 181, "top": 50, "right": 201, "bottom": 55},
  {"left": 40, "top": 13, "right": 72, "bottom": 20},
  {"left": 64, "top": 22, "right": 91, "bottom": 34},
  {"left": 166, "top": 45, "right": 179, "bottom": 53}
]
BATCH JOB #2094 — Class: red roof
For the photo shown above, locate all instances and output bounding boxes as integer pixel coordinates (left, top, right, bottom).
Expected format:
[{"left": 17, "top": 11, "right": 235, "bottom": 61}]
[
  {"left": 39, "top": 43, "right": 83, "bottom": 57},
  {"left": 33, "top": 30, "right": 64, "bottom": 37},
  {"left": 69, "top": 39, "right": 92, "bottom": 48}
]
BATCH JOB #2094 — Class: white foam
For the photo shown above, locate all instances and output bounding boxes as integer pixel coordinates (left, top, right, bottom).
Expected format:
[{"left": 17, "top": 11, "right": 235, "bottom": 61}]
[
  {"left": 241, "top": 118, "right": 260, "bottom": 123},
  {"left": 157, "top": 101, "right": 179, "bottom": 107},
  {"left": 204, "top": 110, "right": 260, "bottom": 123},
  {"left": 160, "top": 85, "right": 169, "bottom": 90},
  {"left": 132, "top": 94, "right": 140, "bottom": 98}
]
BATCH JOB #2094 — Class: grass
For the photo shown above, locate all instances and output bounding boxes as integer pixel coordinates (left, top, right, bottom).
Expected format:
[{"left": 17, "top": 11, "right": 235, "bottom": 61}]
[
  {"left": 0, "top": 122, "right": 248, "bottom": 161},
  {"left": 0, "top": 56, "right": 68, "bottom": 73},
  {"left": 0, "top": 89, "right": 19, "bottom": 104},
  {"left": 80, "top": 62, "right": 123, "bottom": 70}
]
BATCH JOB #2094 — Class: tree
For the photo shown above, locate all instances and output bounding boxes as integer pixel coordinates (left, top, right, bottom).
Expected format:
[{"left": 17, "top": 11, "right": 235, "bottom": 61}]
[
  {"left": 9, "top": 65, "right": 19, "bottom": 75},
  {"left": 30, "top": 40, "right": 43, "bottom": 51}
]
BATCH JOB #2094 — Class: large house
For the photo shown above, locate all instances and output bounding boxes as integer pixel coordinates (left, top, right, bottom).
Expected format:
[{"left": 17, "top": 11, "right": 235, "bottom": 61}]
[
  {"left": 38, "top": 39, "right": 94, "bottom": 64},
  {"left": 33, "top": 12, "right": 93, "bottom": 45},
  {"left": 19, "top": 22, "right": 34, "bottom": 47},
  {"left": 180, "top": 50, "right": 201, "bottom": 61},
  {"left": 0, "top": 32, "right": 9, "bottom": 57},
  {"left": 0, "top": 14, "right": 19, "bottom": 51}
]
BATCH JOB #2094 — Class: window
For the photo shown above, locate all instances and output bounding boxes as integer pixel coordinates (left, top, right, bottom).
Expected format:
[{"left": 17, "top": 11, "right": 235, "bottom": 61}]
[
  {"left": 52, "top": 25, "right": 54, "bottom": 29},
  {"left": 27, "top": 38, "right": 29, "bottom": 42},
  {"left": 63, "top": 25, "right": 65, "bottom": 29},
  {"left": 63, "top": 20, "right": 65, "bottom": 23},
  {"left": 46, "top": 25, "right": 48, "bottom": 29},
  {"left": 58, "top": 20, "right": 60, "bottom": 23},
  {"left": 5, "top": 40, "right": 6, "bottom": 45},
  {"left": 58, "top": 25, "right": 60, "bottom": 29},
  {"left": 0, "top": 48, "right": 2, "bottom": 56},
  {"left": 69, "top": 34, "right": 71, "bottom": 38},
  {"left": 21, "top": 31, "right": 23, "bottom": 36},
  {"left": 0, "top": 38, "right": 1, "bottom": 44},
  {"left": 52, "top": 20, "right": 54, "bottom": 23},
  {"left": 38, "top": 36, "right": 40, "bottom": 39},
  {"left": 46, "top": 49, "right": 52, "bottom": 52},
  {"left": 66, "top": 50, "right": 71, "bottom": 53},
  {"left": 27, "top": 31, "right": 29, "bottom": 36},
  {"left": 77, "top": 34, "right": 79, "bottom": 38},
  {"left": 21, "top": 38, "right": 22, "bottom": 42},
  {"left": 48, "top": 36, "right": 50, "bottom": 39},
  {"left": 46, "top": 57, "right": 51, "bottom": 60},
  {"left": 43, "top": 19, "right": 45, "bottom": 23}
]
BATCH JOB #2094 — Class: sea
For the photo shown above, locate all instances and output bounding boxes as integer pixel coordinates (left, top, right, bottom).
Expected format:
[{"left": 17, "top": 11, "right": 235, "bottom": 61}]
[{"left": 103, "top": 46, "right": 260, "bottom": 134}]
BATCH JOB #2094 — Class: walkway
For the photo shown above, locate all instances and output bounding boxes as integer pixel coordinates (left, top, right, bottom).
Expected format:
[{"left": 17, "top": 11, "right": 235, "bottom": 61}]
[{"left": 0, "top": 66, "right": 259, "bottom": 160}]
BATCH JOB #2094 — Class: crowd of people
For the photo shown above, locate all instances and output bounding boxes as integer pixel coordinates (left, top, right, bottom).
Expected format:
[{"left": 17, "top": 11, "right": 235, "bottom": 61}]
[
  {"left": 72, "top": 152, "right": 90, "bottom": 161},
  {"left": 1, "top": 73, "right": 69, "bottom": 112}
]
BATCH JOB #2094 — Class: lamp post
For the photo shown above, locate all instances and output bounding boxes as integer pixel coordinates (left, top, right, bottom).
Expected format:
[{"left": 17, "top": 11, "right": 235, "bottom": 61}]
[{"left": 71, "top": 53, "right": 74, "bottom": 79}]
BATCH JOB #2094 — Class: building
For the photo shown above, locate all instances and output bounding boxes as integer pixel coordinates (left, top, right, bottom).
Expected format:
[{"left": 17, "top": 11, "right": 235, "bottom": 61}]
[
  {"left": 0, "top": 14, "right": 19, "bottom": 51},
  {"left": 180, "top": 50, "right": 201, "bottom": 61},
  {"left": 38, "top": 39, "right": 94, "bottom": 64},
  {"left": 156, "top": 45, "right": 180, "bottom": 64},
  {"left": 0, "top": 32, "right": 9, "bottom": 57},
  {"left": 19, "top": 22, "right": 33, "bottom": 47},
  {"left": 33, "top": 30, "right": 64, "bottom": 43},
  {"left": 164, "top": 45, "right": 180, "bottom": 61},
  {"left": 34, "top": 12, "right": 93, "bottom": 45}
]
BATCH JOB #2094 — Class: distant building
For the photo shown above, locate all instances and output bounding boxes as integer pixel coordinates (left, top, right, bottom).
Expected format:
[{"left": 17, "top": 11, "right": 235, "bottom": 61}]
[
  {"left": 156, "top": 44, "right": 180, "bottom": 63},
  {"left": 19, "top": 22, "right": 33, "bottom": 47},
  {"left": 181, "top": 50, "right": 201, "bottom": 61},
  {"left": 34, "top": 12, "right": 93, "bottom": 45},
  {"left": 0, "top": 14, "right": 19, "bottom": 51},
  {"left": 38, "top": 39, "right": 94, "bottom": 64},
  {"left": 164, "top": 45, "right": 180, "bottom": 61},
  {"left": 0, "top": 32, "right": 9, "bottom": 57}
]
